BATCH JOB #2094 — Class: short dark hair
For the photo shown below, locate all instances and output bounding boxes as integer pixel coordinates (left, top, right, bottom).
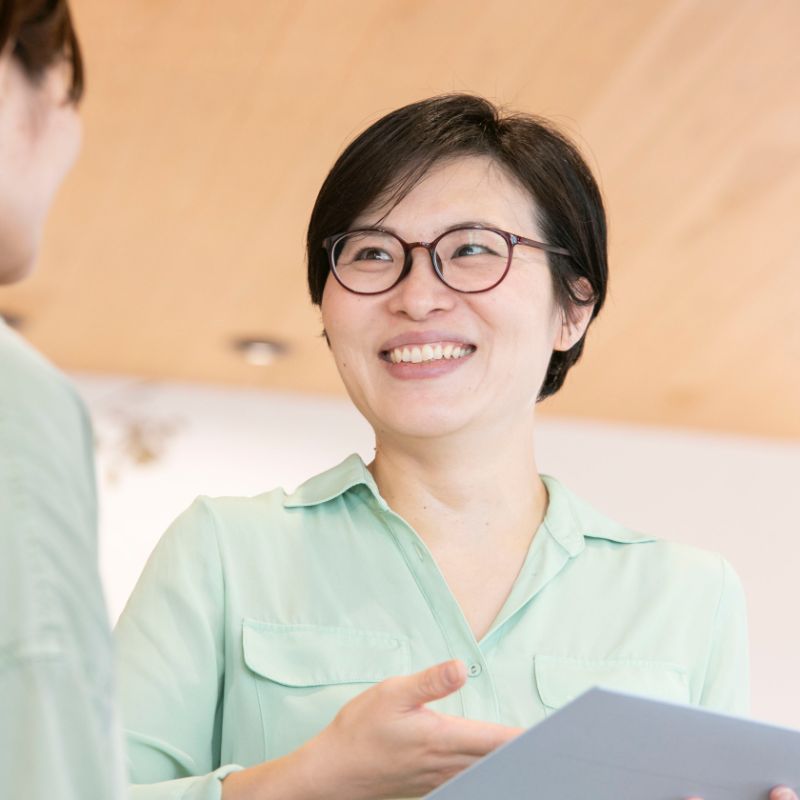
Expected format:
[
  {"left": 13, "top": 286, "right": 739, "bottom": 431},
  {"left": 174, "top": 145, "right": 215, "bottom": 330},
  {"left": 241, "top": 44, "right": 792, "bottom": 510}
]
[
  {"left": 306, "top": 94, "right": 608, "bottom": 401},
  {"left": 0, "top": 0, "right": 84, "bottom": 103}
]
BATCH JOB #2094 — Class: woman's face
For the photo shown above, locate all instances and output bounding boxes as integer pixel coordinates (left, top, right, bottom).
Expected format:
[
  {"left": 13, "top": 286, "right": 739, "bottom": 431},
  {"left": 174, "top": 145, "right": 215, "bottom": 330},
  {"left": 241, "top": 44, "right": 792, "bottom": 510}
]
[
  {"left": 321, "top": 155, "right": 586, "bottom": 442},
  {"left": 0, "top": 53, "right": 82, "bottom": 284}
]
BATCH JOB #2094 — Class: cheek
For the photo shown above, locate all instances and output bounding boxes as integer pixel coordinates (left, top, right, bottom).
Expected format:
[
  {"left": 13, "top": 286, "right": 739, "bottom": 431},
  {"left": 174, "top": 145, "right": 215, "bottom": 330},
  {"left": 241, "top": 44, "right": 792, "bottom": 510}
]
[
  {"left": 319, "top": 282, "right": 341, "bottom": 344},
  {"left": 486, "top": 274, "right": 560, "bottom": 342},
  {"left": 320, "top": 290, "right": 364, "bottom": 374},
  {"left": 62, "top": 108, "right": 82, "bottom": 166},
  {"left": 12, "top": 95, "right": 81, "bottom": 206},
  {"left": 491, "top": 293, "right": 562, "bottom": 390},
  {"left": 43, "top": 104, "right": 82, "bottom": 188}
]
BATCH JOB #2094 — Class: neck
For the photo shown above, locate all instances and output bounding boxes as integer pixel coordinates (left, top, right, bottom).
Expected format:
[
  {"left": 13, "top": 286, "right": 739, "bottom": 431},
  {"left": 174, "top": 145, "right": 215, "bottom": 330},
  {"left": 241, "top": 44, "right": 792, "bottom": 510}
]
[{"left": 368, "top": 414, "right": 548, "bottom": 549}]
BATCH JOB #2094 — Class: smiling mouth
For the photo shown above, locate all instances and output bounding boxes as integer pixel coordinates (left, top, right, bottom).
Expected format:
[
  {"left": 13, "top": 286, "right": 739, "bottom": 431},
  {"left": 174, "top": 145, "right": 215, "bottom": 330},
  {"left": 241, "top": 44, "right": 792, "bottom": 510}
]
[{"left": 380, "top": 343, "right": 477, "bottom": 364}]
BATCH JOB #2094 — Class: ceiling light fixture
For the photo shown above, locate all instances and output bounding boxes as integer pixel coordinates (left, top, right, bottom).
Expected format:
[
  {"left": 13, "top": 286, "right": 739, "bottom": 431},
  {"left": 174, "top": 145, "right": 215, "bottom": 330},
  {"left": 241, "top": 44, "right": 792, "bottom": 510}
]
[{"left": 231, "top": 337, "right": 288, "bottom": 366}]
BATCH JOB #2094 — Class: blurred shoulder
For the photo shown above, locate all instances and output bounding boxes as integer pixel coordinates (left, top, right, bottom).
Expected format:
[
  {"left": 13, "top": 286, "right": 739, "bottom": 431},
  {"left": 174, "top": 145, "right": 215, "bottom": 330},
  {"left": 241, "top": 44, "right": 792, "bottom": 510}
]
[{"left": 0, "top": 320, "right": 88, "bottom": 425}]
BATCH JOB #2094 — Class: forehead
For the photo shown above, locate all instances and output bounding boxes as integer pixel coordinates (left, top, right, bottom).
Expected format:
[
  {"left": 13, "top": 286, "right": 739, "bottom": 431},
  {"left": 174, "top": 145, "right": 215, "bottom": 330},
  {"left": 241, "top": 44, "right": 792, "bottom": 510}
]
[{"left": 356, "top": 155, "right": 542, "bottom": 238}]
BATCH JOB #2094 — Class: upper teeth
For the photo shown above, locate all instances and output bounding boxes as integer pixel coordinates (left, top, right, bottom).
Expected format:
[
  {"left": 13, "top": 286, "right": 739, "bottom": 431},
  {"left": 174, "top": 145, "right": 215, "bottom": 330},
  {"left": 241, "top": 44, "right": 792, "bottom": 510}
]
[{"left": 387, "top": 343, "right": 475, "bottom": 364}]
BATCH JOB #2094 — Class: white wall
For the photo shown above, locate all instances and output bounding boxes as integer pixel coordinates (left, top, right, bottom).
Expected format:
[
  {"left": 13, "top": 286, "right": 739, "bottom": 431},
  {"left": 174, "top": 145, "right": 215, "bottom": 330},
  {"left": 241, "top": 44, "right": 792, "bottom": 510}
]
[{"left": 73, "top": 375, "right": 800, "bottom": 728}]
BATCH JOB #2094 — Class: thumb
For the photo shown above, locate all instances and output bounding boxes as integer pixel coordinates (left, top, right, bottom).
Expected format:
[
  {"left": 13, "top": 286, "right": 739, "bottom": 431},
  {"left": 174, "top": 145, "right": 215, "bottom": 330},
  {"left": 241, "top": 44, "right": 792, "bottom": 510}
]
[{"left": 390, "top": 660, "right": 467, "bottom": 710}]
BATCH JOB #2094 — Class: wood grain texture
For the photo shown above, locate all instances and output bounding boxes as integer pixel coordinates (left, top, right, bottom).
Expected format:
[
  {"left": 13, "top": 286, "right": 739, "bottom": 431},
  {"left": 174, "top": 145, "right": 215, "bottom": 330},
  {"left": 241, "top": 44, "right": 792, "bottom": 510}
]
[{"left": 1, "top": 0, "right": 797, "bottom": 438}]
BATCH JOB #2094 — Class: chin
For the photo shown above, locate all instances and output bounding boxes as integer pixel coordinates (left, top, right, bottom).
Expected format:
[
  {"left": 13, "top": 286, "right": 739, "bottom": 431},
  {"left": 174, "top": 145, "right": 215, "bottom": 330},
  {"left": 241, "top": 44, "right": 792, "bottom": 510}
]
[
  {"left": 0, "top": 215, "right": 41, "bottom": 285},
  {"left": 0, "top": 249, "right": 37, "bottom": 285},
  {"left": 374, "top": 407, "right": 475, "bottom": 441}
]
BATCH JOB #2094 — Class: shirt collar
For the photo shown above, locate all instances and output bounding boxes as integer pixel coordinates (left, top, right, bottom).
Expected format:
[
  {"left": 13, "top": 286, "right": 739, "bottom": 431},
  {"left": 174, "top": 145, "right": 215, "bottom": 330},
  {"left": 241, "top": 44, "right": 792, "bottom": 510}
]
[
  {"left": 284, "top": 455, "right": 655, "bottom": 550},
  {"left": 540, "top": 474, "right": 655, "bottom": 556},
  {"left": 283, "top": 453, "right": 387, "bottom": 509}
]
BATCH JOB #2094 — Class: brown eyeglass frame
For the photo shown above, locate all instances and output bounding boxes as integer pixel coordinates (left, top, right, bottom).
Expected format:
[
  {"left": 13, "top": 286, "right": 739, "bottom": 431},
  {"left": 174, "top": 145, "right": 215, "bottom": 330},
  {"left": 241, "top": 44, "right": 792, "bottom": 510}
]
[{"left": 322, "top": 224, "right": 572, "bottom": 295}]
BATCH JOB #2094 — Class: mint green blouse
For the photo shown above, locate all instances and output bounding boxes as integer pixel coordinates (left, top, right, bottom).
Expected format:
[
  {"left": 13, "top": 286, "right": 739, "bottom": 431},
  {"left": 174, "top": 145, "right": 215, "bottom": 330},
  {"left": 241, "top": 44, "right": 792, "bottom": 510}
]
[
  {"left": 0, "top": 319, "right": 125, "bottom": 799},
  {"left": 115, "top": 453, "right": 749, "bottom": 800}
]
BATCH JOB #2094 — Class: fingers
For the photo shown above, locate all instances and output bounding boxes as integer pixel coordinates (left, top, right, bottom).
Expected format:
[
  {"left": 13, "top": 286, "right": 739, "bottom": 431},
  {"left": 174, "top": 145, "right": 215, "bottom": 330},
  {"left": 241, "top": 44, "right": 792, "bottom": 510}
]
[
  {"left": 686, "top": 788, "right": 798, "bottom": 800},
  {"left": 380, "top": 660, "right": 522, "bottom": 755},
  {"left": 436, "top": 714, "right": 524, "bottom": 756},
  {"left": 770, "top": 788, "right": 799, "bottom": 800},
  {"left": 387, "top": 660, "right": 467, "bottom": 709}
]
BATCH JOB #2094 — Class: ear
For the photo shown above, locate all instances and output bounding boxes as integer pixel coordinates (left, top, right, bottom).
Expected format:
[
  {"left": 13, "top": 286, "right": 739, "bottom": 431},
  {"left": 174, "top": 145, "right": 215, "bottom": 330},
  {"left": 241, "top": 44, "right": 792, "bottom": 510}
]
[{"left": 553, "top": 278, "right": 595, "bottom": 352}]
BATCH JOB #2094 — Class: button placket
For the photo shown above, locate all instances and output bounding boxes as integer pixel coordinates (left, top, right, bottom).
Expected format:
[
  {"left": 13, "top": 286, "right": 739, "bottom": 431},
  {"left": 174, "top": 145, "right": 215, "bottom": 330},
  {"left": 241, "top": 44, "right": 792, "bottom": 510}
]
[{"left": 379, "top": 509, "right": 499, "bottom": 720}]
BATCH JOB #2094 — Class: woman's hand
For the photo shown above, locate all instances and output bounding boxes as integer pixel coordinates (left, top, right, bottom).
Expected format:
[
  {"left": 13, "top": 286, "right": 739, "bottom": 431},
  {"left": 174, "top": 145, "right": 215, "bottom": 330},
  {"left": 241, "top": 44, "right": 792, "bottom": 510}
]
[
  {"left": 296, "top": 658, "right": 522, "bottom": 800},
  {"left": 686, "top": 788, "right": 798, "bottom": 800}
]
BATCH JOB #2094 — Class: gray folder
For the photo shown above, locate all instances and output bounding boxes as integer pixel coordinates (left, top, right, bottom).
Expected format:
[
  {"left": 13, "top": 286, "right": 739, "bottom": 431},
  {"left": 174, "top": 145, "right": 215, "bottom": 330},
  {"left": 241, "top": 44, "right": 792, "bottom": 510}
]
[{"left": 425, "top": 688, "right": 800, "bottom": 799}]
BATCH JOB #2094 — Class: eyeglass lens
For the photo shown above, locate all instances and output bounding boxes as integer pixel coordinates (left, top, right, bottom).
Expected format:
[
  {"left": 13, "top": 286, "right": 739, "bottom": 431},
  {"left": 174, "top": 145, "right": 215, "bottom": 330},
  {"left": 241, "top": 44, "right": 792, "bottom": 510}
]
[{"left": 332, "top": 228, "right": 511, "bottom": 293}]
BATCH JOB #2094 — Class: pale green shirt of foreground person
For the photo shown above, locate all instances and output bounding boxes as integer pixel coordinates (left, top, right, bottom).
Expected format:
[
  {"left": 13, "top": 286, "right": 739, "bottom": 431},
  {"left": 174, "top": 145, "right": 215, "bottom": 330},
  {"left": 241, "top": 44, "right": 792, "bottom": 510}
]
[
  {"left": 115, "top": 453, "right": 749, "bottom": 800},
  {"left": 0, "top": 319, "right": 126, "bottom": 798}
]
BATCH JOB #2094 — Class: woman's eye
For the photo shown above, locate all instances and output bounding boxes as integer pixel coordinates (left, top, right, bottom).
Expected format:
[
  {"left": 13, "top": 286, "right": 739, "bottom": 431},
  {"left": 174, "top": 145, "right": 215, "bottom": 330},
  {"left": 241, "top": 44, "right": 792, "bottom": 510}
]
[
  {"left": 355, "top": 248, "right": 392, "bottom": 261},
  {"left": 454, "top": 244, "right": 490, "bottom": 257}
]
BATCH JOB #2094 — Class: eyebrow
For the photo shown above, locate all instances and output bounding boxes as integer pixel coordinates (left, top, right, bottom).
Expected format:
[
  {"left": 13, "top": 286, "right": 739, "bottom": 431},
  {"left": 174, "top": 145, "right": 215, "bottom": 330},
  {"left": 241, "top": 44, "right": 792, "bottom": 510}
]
[{"left": 348, "top": 220, "right": 501, "bottom": 237}]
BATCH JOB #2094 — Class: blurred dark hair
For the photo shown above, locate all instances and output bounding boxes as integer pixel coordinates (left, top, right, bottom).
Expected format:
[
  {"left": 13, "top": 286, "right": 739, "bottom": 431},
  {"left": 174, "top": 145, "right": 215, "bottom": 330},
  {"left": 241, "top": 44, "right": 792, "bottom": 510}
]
[
  {"left": 0, "top": 0, "right": 84, "bottom": 103},
  {"left": 306, "top": 94, "right": 608, "bottom": 401}
]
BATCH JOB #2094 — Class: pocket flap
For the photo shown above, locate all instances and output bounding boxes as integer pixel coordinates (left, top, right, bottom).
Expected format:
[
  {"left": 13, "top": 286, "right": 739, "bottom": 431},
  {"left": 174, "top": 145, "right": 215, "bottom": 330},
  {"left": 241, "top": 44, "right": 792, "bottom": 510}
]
[
  {"left": 534, "top": 654, "right": 689, "bottom": 709},
  {"left": 242, "top": 619, "right": 409, "bottom": 687}
]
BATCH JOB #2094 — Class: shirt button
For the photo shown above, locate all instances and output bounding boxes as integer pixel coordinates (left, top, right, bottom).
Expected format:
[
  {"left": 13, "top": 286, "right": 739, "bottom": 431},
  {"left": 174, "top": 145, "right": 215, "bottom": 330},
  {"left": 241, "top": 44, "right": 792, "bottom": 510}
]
[{"left": 468, "top": 663, "right": 482, "bottom": 677}]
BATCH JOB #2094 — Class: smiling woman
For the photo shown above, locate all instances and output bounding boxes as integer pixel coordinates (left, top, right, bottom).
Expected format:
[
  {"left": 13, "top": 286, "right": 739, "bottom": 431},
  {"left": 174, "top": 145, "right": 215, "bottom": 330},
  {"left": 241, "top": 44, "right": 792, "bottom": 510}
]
[
  {"left": 111, "top": 95, "right": 787, "bottom": 800},
  {"left": 317, "top": 154, "right": 594, "bottom": 445},
  {"left": 307, "top": 95, "right": 605, "bottom": 402}
]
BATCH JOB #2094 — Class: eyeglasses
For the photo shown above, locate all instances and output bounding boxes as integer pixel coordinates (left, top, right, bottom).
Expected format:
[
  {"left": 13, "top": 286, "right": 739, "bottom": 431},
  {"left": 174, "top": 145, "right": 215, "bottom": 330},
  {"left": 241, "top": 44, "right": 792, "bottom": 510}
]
[{"left": 322, "top": 224, "right": 572, "bottom": 295}]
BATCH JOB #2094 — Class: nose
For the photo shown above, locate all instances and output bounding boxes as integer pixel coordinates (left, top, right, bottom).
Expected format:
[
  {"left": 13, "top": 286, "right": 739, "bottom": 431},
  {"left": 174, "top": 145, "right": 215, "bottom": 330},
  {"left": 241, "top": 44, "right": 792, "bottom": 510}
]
[{"left": 386, "top": 245, "right": 456, "bottom": 320}]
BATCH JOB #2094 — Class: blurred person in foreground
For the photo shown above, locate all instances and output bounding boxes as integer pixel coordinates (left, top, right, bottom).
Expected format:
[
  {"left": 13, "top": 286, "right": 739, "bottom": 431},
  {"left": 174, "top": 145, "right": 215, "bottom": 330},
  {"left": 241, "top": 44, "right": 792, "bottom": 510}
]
[
  {"left": 114, "top": 94, "right": 798, "bottom": 800},
  {"left": 0, "top": 1, "right": 124, "bottom": 797}
]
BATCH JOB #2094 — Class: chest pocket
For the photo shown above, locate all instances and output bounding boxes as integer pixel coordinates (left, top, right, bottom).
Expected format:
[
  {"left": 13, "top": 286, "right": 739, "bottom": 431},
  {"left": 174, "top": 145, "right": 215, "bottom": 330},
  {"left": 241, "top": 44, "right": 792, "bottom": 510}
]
[
  {"left": 242, "top": 619, "right": 409, "bottom": 759},
  {"left": 534, "top": 654, "right": 690, "bottom": 714}
]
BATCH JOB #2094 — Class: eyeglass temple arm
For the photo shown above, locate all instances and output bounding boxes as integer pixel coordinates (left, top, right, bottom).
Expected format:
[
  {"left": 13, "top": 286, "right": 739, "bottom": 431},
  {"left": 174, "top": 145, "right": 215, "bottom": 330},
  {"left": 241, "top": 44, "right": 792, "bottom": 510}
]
[{"left": 512, "top": 234, "right": 572, "bottom": 258}]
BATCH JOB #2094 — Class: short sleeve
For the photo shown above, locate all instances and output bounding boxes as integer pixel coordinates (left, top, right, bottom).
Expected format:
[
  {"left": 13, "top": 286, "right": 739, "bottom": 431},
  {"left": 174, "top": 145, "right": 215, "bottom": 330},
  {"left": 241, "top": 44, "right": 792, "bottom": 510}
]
[
  {"left": 697, "top": 557, "right": 750, "bottom": 715},
  {"left": 114, "top": 498, "right": 243, "bottom": 798}
]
